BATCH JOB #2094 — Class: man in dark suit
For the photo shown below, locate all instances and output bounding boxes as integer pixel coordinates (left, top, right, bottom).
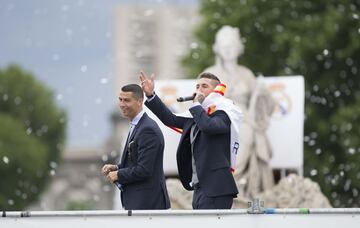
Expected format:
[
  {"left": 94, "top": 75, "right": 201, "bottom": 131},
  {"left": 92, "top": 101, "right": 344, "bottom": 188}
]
[
  {"left": 102, "top": 84, "right": 170, "bottom": 210},
  {"left": 140, "top": 72, "right": 238, "bottom": 209}
]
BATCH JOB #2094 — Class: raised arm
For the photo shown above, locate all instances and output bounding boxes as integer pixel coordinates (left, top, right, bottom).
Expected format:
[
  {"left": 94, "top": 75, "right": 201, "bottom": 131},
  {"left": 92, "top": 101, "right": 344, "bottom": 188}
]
[{"left": 140, "top": 71, "right": 187, "bottom": 129}]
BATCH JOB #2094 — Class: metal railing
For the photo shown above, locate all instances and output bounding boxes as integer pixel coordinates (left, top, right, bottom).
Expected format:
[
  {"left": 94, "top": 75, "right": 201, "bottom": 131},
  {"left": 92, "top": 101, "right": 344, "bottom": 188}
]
[{"left": 2, "top": 208, "right": 360, "bottom": 218}]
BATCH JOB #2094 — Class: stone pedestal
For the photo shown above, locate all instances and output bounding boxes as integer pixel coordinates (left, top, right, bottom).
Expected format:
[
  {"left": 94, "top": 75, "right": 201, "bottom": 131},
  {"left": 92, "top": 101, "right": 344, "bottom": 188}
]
[{"left": 167, "top": 174, "right": 332, "bottom": 209}]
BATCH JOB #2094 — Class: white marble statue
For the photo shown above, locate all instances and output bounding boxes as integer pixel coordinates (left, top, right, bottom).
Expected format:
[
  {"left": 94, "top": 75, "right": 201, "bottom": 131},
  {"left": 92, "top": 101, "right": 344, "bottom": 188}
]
[{"left": 203, "top": 25, "right": 276, "bottom": 206}]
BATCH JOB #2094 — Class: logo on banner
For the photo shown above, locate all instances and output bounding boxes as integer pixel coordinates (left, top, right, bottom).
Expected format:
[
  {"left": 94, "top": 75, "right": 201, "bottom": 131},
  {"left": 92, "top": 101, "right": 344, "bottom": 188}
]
[{"left": 269, "top": 82, "right": 292, "bottom": 119}]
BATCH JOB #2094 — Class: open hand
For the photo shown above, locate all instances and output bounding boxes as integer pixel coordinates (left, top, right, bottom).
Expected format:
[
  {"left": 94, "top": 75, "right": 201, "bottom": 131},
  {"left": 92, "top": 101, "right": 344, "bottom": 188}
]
[{"left": 139, "top": 71, "right": 155, "bottom": 97}]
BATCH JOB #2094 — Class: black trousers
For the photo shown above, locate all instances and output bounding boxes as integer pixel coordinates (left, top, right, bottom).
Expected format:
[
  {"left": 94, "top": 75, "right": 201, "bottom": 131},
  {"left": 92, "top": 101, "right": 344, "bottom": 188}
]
[{"left": 192, "top": 187, "right": 233, "bottom": 209}]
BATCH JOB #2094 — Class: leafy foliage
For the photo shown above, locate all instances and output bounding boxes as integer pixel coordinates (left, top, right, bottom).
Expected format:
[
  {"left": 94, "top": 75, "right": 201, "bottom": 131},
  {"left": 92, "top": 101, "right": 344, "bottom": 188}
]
[
  {"left": 0, "top": 65, "right": 66, "bottom": 210},
  {"left": 182, "top": 0, "right": 360, "bottom": 207},
  {"left": 66, "top": 200, "right": 94, "bottom": 210}
]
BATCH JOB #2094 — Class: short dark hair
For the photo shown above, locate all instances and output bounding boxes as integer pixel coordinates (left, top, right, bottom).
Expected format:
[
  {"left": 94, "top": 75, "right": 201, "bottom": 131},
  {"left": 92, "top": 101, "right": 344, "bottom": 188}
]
[
  {"left": 121, "top": 84, "right": 144, "bottom": 100},
  {"left": 198, "top": 72, "right": 221, "bottom": 87}
]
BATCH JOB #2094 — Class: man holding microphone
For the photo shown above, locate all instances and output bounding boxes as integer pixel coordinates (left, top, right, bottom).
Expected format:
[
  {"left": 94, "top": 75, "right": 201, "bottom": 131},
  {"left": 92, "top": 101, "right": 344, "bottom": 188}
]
[{"left": 140, "top": 71, "right": 240, "bottom": 209}]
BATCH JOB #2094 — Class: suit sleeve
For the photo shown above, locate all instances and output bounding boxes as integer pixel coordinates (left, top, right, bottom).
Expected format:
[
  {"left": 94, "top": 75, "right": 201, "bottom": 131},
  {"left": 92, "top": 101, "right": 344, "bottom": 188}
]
[
  {"left": 189, "top": 105, "right": 230, "bottom": 134},
  {"left": 117, "top": 127, "right": 161, "bottom": 184},
  {"left": 145, "top": 94, "right": 187, "bottom": 129}
]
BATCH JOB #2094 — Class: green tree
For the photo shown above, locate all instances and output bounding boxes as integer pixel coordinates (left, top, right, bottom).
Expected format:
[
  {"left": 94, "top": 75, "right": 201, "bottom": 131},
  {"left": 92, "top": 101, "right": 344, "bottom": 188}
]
[
  {"left": 66, "top": 200, "right": 94, "bottom": 210},
  {"left": 0, "top": 65, "right": 66, "bottom": 210},
  {"left": 183, "top": 0, "right": 360, "bottom": 207}
]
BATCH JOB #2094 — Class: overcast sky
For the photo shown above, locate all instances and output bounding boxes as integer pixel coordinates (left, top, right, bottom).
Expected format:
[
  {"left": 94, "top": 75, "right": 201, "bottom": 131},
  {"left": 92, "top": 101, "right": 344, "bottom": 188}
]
[{"left": 0, "top": 0, "right": 197, "bottom": 149}]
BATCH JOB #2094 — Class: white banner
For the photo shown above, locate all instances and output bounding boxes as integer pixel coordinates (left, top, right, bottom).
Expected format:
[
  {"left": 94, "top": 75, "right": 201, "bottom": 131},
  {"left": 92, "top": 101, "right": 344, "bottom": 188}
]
[{"left": 265, "top": 76, "right": 304, "bottom": 171}]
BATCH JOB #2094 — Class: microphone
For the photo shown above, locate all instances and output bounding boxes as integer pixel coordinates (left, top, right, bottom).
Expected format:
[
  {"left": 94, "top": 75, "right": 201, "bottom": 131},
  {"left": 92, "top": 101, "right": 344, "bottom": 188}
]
[{"left": 177, "top": 94, "right": 196, "bottom": 102}]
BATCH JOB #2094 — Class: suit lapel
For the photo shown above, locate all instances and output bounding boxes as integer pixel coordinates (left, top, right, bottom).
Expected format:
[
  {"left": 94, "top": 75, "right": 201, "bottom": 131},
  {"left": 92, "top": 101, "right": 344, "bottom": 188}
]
[
  {"left": 119, "top": 113, "right": 147, "bottom": 167},
  {"left": 179, "top": 120, "right": 194, "bottom": 142},
  {"left": 120, "top": 138, "right": 129, "bottom": 168},
  {"left": 129, "top": 112, "right": 147, "bottom": 142}
]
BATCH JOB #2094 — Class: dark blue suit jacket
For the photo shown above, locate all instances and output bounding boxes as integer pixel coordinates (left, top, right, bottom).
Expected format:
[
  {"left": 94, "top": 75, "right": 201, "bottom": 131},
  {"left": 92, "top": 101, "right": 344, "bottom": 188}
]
[
  {"left": 146, "top": 96, "right": 238, "bottom": 198},
  {"left": 117, "top": 112, "right": 170, "bottom": 210}
]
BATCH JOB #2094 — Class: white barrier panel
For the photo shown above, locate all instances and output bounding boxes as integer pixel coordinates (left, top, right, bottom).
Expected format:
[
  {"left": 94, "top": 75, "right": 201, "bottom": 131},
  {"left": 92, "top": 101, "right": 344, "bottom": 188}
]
[
  {"left": 146, "top": 76, "right": 304, "bottom": 176},
  {"left": 1, "top": 209, "right": 359, "bottom": 228}
]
